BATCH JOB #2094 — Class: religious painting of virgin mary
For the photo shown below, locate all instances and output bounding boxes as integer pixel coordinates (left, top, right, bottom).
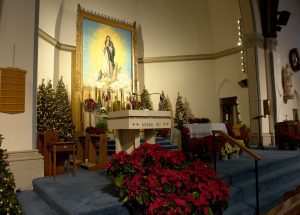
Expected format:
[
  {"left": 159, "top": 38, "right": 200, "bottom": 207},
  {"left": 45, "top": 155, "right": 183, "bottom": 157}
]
[
  {"left": 82, "top": 15, "right": 135, "bottom": 91},
  {"left": 72, "top": 5, "right": 137, "bottom": 131}
]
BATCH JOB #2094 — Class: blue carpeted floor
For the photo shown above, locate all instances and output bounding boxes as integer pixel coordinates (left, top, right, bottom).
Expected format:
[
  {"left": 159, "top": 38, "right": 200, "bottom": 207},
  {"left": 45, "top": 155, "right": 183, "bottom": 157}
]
[
  {"left": 18, "top": 169, "right": 130, "bottom": 215},
  {"left": 17, "top": 141, "right": 300, "bottom": 215},
  {"left": 219, "top": 149, "right": 300, "bottom": 214}
]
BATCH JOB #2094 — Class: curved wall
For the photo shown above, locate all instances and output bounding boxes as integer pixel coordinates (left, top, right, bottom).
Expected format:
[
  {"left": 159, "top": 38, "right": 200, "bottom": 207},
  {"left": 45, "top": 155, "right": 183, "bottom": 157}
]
[{"left": 38, "top": 0, "right": 243, "bottom": 124}]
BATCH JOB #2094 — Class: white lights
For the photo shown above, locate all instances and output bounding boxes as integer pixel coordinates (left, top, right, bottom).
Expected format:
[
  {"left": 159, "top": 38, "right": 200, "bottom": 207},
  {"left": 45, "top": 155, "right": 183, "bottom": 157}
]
[{"left": 238, "top": 18, "right": 246, "bottom": 74}]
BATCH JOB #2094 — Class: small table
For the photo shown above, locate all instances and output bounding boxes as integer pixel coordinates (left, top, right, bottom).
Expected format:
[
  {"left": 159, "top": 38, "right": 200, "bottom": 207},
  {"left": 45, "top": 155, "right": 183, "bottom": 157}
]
[{"left": 48, "top": 141, "right": 76, "bottom": 178}]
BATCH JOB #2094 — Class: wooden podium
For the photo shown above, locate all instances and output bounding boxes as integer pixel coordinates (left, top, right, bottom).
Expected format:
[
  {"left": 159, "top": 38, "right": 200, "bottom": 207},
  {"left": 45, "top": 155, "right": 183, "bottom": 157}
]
[
  {"left": 108, "top": 110, "right": 171, "bottom": 153},
  {"left": 79, "top": 134, "right": 107, "bottom": 170}
]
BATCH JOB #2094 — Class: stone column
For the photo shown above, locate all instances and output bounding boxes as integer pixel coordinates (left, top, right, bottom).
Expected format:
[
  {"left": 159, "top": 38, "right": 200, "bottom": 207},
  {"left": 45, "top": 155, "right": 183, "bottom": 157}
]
[{"left": 263, "top": 38, "right": 278, "bottom": 146}]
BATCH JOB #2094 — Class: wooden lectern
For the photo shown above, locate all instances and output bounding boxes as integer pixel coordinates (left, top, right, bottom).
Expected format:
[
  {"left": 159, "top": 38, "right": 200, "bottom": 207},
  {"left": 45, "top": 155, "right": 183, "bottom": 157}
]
[{"left": 108, "top": 110, "right": 171, "bottom": 153}]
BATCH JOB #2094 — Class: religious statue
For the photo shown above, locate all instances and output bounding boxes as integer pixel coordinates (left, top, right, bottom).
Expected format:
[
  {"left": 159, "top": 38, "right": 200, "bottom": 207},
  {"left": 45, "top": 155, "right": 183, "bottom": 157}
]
[{"left": 282, "top": 63, "right": 294, "bottom": 99}]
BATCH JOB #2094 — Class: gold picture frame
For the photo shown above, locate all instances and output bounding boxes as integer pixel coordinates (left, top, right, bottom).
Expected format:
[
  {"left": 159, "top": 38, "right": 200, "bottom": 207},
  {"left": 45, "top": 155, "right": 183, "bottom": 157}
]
[{"left": 72, "top": 5, "right": 138, "bottom": 132}]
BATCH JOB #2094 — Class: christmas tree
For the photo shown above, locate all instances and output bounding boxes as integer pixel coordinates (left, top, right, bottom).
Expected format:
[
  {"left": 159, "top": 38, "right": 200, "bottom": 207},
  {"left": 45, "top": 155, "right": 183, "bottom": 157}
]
[
  {"left": 37, "top": 79, "right": 47, "bottom": 131},
  {"left": 174, "top": 92, "right": 188, "bottom": 124},
  {"left": 97, "top": 94, "right": 103, "bottom": 113},
  {"left": 44, "top": 80, "right": 56, "bottom": 131},
  {"left": 133, "top": 96, "right": 140, "bottom": 110},
  {"left": 140, "top": 88, "right": 152, "bottom": 110},
  {"left": 158, "top": 91, "right": 170, "bottom": 111},
  {"left": 0, "top": 135, "right": 22, "bottom": 214},
  {"left": 54, "top": 77, "right": 74, "bottom": 140}
]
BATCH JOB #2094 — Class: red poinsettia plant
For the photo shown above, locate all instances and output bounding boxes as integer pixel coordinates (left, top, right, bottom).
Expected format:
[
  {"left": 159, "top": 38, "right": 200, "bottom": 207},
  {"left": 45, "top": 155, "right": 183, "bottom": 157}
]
[
  {"left": 183, "top": 128, "right": 227, "bottom": 157},
  {"left": 105, "top": 143, "right": 229, "bottom": 214}
]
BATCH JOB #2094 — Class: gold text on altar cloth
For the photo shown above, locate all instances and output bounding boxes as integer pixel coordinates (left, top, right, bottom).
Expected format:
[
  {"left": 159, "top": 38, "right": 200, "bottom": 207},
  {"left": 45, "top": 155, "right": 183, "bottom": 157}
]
[{"left": 142, "top": 122, "right": 154, "bottom": 127}]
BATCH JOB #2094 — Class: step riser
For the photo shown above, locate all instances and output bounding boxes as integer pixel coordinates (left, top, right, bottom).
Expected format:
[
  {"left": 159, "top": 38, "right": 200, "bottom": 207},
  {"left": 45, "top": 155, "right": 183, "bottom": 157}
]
[
  {"left": 224, "top": 152, "right": 300, "bottom": 214},
  {"left": 258, "top": 155, "right": 300, "bottom": 174},
  {"left": 239, "top": 169, "right": 300, "bottom": 203},
  {"left": 33, "top": 183, "right": 68, "bottom": 215},
  {"left": 224, "top": 155, "right": 300, "bottom": 184}
]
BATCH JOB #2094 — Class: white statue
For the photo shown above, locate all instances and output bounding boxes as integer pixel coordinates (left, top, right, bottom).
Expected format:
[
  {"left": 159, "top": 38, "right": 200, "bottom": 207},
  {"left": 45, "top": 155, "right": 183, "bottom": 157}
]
[{"left": 282, "top": 63, "right": 294, "bottom": 97}]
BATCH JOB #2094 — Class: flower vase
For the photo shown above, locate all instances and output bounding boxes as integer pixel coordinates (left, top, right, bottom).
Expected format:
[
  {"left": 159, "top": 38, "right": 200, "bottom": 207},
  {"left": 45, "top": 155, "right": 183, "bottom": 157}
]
[{"left": 232, "top": 153, "right": 237, "bottom": 159}]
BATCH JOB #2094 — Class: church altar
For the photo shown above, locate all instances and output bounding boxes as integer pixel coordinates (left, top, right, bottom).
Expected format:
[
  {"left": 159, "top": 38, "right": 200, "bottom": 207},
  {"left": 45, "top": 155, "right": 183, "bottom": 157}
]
[
  {"left": 186, "top": 123, "right": 227, "bottom": 138},
  {"left": 108, "top": 110, "right": 171, "bottom": 153}
]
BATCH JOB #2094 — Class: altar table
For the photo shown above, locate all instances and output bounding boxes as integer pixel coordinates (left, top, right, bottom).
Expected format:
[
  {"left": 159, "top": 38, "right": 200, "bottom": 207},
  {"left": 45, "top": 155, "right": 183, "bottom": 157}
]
[
  {"left": 186, "top": 123, "right": 227, "bottom": 138},
  {"left": 108, "top": 110, "right": 171, "bottom": 153}
]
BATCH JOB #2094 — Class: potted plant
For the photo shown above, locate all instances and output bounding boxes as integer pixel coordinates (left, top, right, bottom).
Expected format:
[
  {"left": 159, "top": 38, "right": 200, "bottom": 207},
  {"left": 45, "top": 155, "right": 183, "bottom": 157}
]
[
  {"left": 105, "top": 143, "right": 229, "bottom": 214},
  {"left": 221, "top": 143, "right": 234, "bottom": 160}
]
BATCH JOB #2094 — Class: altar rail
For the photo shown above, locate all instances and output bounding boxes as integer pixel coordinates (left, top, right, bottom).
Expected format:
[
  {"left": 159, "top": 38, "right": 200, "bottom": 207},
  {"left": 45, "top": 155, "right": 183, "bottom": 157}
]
[
  {"left": 212, "top": 130, "right": 262, "bottom": 215},
  {"left": 212, "top": 130, "right": 261, "bottom": 161}
]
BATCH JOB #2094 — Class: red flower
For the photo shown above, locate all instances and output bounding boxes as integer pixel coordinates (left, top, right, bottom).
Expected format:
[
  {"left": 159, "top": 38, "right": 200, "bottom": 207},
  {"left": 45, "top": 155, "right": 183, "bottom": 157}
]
[
  {"left": 174, "top": 198, "right": 186, "bottom": 207},
  {"left": 105, "top": 143, "right": 229, "bottom": 214}
]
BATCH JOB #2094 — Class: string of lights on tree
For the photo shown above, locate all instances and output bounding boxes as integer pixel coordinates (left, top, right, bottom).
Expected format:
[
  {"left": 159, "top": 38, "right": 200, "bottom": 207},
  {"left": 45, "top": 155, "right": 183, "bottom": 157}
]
[
  {"left": 37, "top": 78, "right": 74, "bottom": 140},
  {"left": 54, "top": 77, "right": 75, "bottom": 139},
  {"left": 174, "top": 92, "right": 188, "bottom": 125},
  {"left": 0, "top": 134, "right": 22, "bottom": 214},
  {"left": 158, "top": 91, "right": 170, "bottom": 111}
]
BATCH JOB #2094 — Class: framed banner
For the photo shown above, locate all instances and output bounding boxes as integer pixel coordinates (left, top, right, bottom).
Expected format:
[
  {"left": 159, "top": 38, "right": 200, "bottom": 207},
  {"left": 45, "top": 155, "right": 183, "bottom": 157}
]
[{"left": 72, "top": 5, "right": 137, "bottom": 131}]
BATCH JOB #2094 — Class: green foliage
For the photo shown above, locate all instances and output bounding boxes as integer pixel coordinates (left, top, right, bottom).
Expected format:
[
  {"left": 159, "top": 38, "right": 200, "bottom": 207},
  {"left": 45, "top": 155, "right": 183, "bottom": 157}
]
[
  {"left": 37, "top": 79, "right": 47, "bottom": 131},
  {"left": 158, "top": 91, "right": 170, "bottom": 111},
  {"left": 0, "top": 135, "right": 22, "bottom": 214},
  {"left": 140, "top": 87, "right": 152, "bottom": 110},
  {"left": 43, "top": 80, "right": 56, "bottom": 131},
  {"left": 54, "top": 77, "right": 74, "bottom": 139},
  {"left": 95, "top": 118, "right": 108, "bottom": 132},
  {"left": 174, "top": 92, "right": 188, "bottom": 124},
  {"left": 97, "top": 95, "right": 103, "bottom": 112},
  {"left": 37, "top": 77, "right": 74, "bottom": 139}
]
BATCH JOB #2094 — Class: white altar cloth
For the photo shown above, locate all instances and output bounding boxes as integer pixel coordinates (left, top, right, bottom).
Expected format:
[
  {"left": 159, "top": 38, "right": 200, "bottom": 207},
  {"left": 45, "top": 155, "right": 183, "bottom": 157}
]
[{"left": 186, "top": 123, "right": 227, "bottom": 138}]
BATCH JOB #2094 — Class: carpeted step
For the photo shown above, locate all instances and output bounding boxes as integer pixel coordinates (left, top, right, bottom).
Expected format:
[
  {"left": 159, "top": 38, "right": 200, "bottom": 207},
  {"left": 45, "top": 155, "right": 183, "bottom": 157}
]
[
  {"left": 218, "top": 150, "right": 300, "bottom": 214},
  {"left": 235, "top": 164, "right": 300, "bottom": 201},
  {"left": 218, "top": 150, "right": 300, "bottom": 184},
  {"left": 17, "top": 190, "right": 58, "bottom": 215},
  {"left": 223, "top": 201, "right": 256, "bottom": 215},
  {"left": 32, "top": 169, "right": 130, "bottom": 215},
  {"left": 245, "top": 175, "right": 300, "bottom": 214},
  {"left": 156, "top": 140, "right": 172, "bottom": 146},
  {"left": 155, "top": 136, "right": 170, "bottom": 142}
]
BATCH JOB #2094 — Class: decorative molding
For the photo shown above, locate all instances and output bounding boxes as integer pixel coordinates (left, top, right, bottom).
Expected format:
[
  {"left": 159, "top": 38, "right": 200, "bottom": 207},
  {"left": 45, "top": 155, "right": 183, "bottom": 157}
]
[
  {"left": 8, "top": 149, "right": 43, "bottom": 162},
  {"left": 7, "top": 150, "right": 44, "bottom": 191},
  {"left": 264, "top": 38, "right": 278, "bottom": 50},
  {"left": 80, "top": 6, "right": 133, "bottom": 26},
  {"left": 39, "top": 27, "right": 266, "bottom": 64},
  {"left": 39, "top": 28, "right": 76, "bottom": 52},
  {"left": 242, "top": 33, "right": 265, "bottom": 49},
  {"left": 138, "top": 47, "right": 244, "bottom": 64}
]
